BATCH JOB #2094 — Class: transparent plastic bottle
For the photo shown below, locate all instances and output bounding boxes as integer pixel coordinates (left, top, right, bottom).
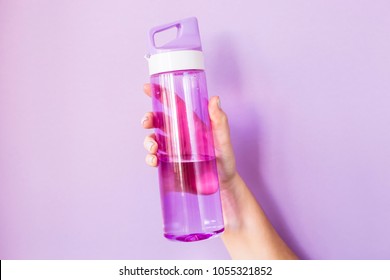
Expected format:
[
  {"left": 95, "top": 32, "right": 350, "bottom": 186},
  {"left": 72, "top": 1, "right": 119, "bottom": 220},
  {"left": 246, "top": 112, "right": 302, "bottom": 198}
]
[{"left": 146, "top": 17, "right": 224, "bottom": 242}]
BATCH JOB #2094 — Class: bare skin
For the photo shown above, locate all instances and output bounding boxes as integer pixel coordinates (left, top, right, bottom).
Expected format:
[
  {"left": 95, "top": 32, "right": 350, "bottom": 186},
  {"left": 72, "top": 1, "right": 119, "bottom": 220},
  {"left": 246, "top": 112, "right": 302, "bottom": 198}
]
[{"left": 141, "top": 83, "right": 298, "bottom": 259}]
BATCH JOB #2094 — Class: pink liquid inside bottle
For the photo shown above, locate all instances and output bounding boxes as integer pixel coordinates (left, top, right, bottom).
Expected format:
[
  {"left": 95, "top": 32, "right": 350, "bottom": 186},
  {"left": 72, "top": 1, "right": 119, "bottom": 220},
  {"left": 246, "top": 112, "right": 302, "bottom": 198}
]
[{"left": 146, "top": 18, "right": 224, "bottom": 242}]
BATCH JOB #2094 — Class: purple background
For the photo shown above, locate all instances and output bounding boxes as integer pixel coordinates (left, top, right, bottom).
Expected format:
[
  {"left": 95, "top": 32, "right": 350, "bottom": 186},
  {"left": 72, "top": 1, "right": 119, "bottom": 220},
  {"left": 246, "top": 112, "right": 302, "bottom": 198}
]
[{"left": 1, "top": 0, "right": 389, "bottom": 259}]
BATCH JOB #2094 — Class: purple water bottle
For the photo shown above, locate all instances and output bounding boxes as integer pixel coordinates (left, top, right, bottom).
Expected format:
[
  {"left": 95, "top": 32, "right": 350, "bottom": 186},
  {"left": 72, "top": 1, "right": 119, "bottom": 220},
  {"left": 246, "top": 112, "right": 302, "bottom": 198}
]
[{"left": 146, "top": 17, "right": 224, "bottom": 242}]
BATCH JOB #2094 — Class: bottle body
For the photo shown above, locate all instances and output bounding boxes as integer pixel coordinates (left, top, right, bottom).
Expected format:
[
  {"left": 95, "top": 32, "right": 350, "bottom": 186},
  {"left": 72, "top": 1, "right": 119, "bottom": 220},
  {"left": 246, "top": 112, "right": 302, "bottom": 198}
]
[{"left": 151, "top": 70, "right": 224, "bottom": 242}]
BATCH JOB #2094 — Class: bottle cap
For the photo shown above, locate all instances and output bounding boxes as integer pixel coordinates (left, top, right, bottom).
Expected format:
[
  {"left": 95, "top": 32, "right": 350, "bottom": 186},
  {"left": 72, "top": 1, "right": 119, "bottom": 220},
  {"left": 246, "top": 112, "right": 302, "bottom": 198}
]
[{"left": 146, "top": 17, "right": 205, "bottom": 75}]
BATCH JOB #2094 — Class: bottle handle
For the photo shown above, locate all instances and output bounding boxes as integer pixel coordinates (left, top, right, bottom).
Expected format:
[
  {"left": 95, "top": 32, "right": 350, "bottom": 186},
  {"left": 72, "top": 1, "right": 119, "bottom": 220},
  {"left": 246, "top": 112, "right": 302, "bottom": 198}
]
[{"left": 148, "top": 17, "right": 202, "bottom": 53}]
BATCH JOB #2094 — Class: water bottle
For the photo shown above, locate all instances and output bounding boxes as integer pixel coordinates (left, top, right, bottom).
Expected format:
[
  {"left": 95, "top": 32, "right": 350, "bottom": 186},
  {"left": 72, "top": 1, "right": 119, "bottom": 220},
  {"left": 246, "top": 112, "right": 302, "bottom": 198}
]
[{"left": 145, "top": 17, "right": 224, "bottom": 242}]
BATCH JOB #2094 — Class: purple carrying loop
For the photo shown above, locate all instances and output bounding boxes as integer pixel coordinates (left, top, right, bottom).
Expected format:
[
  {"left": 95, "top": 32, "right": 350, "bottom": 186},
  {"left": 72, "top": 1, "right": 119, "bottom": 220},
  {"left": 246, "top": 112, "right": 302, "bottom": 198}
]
[{"left": 148, "top": 17, "right": 202, "bottom": 55}]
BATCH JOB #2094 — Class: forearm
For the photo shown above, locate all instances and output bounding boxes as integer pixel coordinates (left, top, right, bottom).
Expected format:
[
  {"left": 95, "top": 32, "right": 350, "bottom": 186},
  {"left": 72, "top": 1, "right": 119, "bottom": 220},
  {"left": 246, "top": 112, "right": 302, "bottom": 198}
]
[{"left": 220, "top": 173, "right": 298, "bottom": 260}]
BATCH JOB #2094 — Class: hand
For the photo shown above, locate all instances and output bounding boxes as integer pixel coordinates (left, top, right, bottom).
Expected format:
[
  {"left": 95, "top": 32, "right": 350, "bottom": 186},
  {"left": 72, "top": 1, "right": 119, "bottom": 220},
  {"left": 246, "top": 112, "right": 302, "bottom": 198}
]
[
  {"left": 141, "top": 83, "right": 238, "bottom": 191},
  {"left": 141, "top": 83, "right": 298, "bottom": 259}
]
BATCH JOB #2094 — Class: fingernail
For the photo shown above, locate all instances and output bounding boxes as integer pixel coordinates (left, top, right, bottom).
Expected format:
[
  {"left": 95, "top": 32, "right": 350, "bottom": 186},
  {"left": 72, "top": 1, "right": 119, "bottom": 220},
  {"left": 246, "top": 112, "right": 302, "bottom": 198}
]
[
  {"left": 217, "top": 97, "right": 221, "bottom": 109},
  {"left": 148, "top": 155, "right": 155, "bottom": 164},
  {"left": 141, "top": 115, "right": 149, "bottom": 126},
  {"left": 146, "top": 141, "right": 154, "bottom": 151}
]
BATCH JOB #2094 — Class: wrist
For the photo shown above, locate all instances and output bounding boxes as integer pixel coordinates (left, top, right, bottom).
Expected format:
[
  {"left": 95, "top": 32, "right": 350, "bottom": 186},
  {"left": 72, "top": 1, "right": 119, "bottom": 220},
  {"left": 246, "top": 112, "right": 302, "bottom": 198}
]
[
  {"left": 219, "top": 172, "right": 245, "bottom": 231},
  {"left": 219, "top": 171, "right": 241, "bottom": 194}
]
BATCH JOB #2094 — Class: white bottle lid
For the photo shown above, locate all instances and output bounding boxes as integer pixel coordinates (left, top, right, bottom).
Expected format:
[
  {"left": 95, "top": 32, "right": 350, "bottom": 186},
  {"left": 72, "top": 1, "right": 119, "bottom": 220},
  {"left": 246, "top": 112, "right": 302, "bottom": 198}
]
[{"left": 146, "top": 50, "right": 204, "bottom": 76}]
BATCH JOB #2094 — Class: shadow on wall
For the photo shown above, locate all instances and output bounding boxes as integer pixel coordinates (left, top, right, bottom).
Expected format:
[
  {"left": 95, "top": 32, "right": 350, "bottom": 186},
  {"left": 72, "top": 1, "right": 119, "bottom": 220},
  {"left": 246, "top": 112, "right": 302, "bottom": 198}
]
[{"left": 208, "top": 34, "right": 307, "bottom": 259}]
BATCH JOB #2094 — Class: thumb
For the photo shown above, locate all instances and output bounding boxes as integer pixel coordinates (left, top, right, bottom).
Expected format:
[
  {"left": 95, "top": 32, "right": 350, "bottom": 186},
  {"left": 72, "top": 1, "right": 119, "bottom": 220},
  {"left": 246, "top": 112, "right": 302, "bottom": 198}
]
[{"left": 208, "top": 96, "right": 236, "bottom": 184}]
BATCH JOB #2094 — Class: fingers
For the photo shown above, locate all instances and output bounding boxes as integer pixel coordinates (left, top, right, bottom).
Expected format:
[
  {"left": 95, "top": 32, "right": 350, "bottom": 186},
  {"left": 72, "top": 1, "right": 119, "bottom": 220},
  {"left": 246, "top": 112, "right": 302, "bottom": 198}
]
[
  {"left": 141, "top": 84, "right": 155, "bottom": 128},
  {"left": 143, "top": 134, "right": 158, "bottom": 154},
  {"left": 143, "top": 84, "right": 158, "bottom": 167},
  {"left": 144, "top": 134, "right": 158, "bottom": 167},
  {"left": 145, "top": 154, "right": 158, "bottom": 167},
  {"left": 143, "top": 83, "right": 152, "bottom": 97},
  {"left": 208, "top": 96, "right": 232, "bottom": 153},
  {"left": 141, "top": 112, "right": 154, "bottom": 129},
  {"left": 208, "top": 96, "right": 237, "bottom": 183},
  {"left": 142, "top": 83, "right": 158, "bottom": 167}
]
